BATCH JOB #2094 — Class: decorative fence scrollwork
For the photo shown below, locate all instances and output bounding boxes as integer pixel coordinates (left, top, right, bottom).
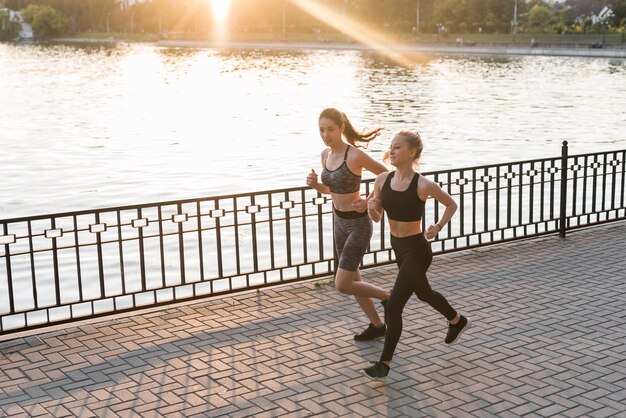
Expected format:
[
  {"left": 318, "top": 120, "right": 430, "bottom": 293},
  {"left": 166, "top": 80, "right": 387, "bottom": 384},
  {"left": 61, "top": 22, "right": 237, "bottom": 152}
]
[{"left": 1, "top": 143, "right": 624, "bottom": 336}]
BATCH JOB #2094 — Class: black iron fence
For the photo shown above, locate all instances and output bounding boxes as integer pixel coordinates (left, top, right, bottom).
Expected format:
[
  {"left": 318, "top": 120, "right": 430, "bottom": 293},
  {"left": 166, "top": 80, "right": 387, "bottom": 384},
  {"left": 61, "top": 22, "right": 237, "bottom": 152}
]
[{"left": 1, "top": 143, "right": 624, "bottom": 336}]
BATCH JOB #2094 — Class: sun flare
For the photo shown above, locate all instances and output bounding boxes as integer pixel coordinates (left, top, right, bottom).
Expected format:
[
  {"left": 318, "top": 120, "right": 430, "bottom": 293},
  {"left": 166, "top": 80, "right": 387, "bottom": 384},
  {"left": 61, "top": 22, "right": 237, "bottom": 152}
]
[
  {"left": 210, "top": 0, "right": 230, "bottom": 23},
  {"left": 291, "top": 0, "right": 416, "bottom": 68}
]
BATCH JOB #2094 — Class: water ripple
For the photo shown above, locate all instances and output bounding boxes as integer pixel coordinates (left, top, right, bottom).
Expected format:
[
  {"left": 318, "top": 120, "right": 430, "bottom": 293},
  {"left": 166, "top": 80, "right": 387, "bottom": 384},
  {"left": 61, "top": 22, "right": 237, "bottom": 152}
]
[{"left": 0, "top": 43, "right": 624, "bottom": 219}]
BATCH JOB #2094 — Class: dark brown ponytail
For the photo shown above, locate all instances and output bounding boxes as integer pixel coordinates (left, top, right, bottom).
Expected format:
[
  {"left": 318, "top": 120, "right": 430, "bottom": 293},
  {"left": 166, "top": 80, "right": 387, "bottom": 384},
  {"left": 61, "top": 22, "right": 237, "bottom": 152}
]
[{"left": 319, "top": 108, "right": 383, "bottom": 148}]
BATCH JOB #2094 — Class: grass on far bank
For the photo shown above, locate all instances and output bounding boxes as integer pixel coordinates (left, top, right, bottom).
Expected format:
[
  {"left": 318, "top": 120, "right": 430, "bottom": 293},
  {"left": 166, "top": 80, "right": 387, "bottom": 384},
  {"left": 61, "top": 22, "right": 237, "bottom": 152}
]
[
  {"left": 451, "top": 32, "right": 625, "bottom": 46},
  {"left": 59, "top": 32, "right": 160, "bottom": 42},
  {"left": 62, "top": 31, "right": 625, "bottom": 47}
]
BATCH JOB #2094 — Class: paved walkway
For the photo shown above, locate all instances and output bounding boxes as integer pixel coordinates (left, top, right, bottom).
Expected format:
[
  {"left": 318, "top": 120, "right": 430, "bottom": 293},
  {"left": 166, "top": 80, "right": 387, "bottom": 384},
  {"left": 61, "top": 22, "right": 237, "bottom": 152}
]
[{"left": 1, "top": 222, "right": 625, "bottom": 417}]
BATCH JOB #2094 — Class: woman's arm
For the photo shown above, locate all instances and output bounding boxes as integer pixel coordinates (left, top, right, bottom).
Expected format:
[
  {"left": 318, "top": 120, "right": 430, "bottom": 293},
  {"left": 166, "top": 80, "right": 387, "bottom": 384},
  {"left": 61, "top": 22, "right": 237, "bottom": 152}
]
[
  {"left": 422, "top": 177, "right": 457, "bottom": 239},
  {"left": 307, "top": 169, "right": 331, "bottom": 194},
  {"left": 367, "top": 173, "right": 388, "bottom": 223},
  {"left": 306, "top": 150, "right": 331, "bottom": 194},
  {"left": 355, "top": 148, "right": 388, "bottom": 175},
  {"left": 349, "top": 148, "right": 388, "bottom": 212}
]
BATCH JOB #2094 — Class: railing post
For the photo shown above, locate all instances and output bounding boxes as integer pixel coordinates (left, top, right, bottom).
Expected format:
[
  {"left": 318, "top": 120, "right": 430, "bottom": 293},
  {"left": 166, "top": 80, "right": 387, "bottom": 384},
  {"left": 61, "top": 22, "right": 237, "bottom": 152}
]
[{"left": 559, "top": 141, "right": 569, "bottom": 238}]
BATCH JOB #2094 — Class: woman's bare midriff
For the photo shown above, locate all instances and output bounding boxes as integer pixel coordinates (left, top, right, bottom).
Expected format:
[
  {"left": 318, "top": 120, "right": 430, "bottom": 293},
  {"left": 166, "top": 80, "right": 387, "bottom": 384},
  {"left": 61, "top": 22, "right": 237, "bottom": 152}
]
[
  {"left": 389, "top": 219, "right": 423, "bottom": 238},
  {"left": 331, "top": 191, "right": 365, "bottom": 212}
]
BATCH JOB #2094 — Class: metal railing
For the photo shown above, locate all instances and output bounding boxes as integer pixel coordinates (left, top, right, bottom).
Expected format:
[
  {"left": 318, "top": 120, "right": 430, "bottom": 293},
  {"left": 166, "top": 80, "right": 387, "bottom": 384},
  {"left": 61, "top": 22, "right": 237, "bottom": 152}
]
[{"left": 1, "top": 142, "right": 624, "bottom": 336}]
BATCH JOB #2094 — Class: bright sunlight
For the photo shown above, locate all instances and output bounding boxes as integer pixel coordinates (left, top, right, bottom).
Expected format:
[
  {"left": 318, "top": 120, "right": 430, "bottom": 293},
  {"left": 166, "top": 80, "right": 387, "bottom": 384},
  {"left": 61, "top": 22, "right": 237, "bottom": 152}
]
[
  {"left": 291, "top": 0, "right": 416, "bottom": 68},
  {"left": 210, "top": 0, "right": 230, "bottom": 23}
]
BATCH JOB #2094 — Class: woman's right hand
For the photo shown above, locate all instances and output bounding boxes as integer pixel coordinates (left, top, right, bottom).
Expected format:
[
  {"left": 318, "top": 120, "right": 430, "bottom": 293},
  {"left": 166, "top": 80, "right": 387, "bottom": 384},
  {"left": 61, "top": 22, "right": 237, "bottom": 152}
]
[
  {"left": 367, "top": 196, "right": 383, "bottom": 222},
  {"left": 306, "top": 169, "right": 319, "bottom": 187},
  {"left": 367, "top": 197, "right": 380, "bottom": 212}
]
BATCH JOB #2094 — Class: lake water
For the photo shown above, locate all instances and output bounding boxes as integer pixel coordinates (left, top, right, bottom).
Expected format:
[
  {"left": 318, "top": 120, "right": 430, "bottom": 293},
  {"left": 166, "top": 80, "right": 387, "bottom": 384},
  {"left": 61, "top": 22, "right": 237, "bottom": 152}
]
[{"left": 1, "top": 43, "right": 625, "bottom": 220}]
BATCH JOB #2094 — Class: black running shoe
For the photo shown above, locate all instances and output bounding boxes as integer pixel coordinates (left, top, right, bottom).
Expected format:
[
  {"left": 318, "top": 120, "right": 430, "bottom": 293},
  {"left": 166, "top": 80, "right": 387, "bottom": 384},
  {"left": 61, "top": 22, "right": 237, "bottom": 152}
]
[
  {"left": 354, "top": 323, "right": 386, "bottom": 341},
  {"left": 445, "top": 315, "right": 472, "bottom": 345},
  {"left": 381, "top": 299, "right": 388, "bottom": 325},
  {"left": 360, "top": 361, "right": 389, "bottom": 382}
]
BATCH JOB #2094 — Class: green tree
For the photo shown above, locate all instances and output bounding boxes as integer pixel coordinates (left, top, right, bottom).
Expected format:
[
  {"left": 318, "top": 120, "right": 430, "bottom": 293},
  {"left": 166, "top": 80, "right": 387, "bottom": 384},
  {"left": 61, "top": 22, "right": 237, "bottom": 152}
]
[
  {"left": 484, "top": 0, "right": 518, "bottom": 32},
  {"left": 528, "top": 4, "right": 553, "bottom": 32},
  {"left": 20, "top": 4, "right": 68, "bottom": 39},
  {"left": 433, "top": 0, "right": 467, "bottom": 31},
  {"left": 0, "top": 9, "right": 21, "bottom": 41},
  {"left": 8, "top": 0, "right": 601, "bottom": 37},
  {"left": 559, "top": 7, "right": 578, "bottom": 27}
]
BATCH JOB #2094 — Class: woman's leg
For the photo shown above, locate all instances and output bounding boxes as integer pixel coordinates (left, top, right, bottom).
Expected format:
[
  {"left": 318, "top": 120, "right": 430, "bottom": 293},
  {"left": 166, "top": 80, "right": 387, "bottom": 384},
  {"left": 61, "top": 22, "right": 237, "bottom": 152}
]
[
  {"left": 360, "top": 253, "right": 415, "bottom": 380},
  {"left": 381, "top": 234, "right": 457, "bottom": 362},
  {"left": 363, "top": 235, "right": 469, "bottom": 380},
  {"left": 333, "top": 214, "right": 388, "bottom": 337},
  {"left": 408, "top": 234, "right": 470, "bottom": 345},
  {"left": 335, "top": 268, "right": 384, "bottom": 327},
  {"left": 411, "top": 235, "right": 457, "bottom": 321},
  {"left": 379, "top": 259, "right": 418, "bottom": 362},
  {"left": 334, "top": 215, "right": 389, "bottom": 301},
  {"left": 334, "top": 267, "right": 389, "bottom": 301}
]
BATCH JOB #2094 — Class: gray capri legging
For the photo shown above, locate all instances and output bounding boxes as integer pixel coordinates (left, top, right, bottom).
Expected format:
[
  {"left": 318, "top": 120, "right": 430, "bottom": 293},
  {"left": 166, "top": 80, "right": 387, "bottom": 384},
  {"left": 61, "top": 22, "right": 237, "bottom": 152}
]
[{"left": 333, "top": 209, "right": 373, "bottom": 272}]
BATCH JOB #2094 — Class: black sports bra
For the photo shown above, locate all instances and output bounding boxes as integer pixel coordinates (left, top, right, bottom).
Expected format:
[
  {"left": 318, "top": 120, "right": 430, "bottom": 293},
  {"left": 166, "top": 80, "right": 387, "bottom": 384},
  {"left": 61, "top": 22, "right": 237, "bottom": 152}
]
[
  {"left": 380, "top": 171, "right": 425, "bottom": 222},
  {"left": 320, "top": 146, "right": 361, "bottom": 194}
]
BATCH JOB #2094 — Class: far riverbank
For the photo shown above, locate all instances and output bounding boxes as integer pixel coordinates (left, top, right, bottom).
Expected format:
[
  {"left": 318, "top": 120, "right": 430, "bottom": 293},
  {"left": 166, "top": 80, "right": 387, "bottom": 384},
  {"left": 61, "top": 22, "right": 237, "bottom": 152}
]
[
  {"left": 155, "top": 39, "right": 626, "bottom": 59},
  {"left": 49, "top": 35, "right": 626, "bottom": 59}
]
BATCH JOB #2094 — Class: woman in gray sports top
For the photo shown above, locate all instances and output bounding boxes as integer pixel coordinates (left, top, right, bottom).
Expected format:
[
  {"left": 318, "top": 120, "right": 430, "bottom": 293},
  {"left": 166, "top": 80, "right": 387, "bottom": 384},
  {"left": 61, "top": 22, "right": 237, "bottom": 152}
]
[{"left": 306, "top": 108, "right": 391, "bottom": 341}]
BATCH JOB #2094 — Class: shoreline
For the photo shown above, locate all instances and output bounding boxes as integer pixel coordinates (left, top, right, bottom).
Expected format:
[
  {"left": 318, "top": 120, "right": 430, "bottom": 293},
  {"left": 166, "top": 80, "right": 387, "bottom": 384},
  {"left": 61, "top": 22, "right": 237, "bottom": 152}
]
[{"left": 50, "top": 37, "right": 626, "bottom": 59}]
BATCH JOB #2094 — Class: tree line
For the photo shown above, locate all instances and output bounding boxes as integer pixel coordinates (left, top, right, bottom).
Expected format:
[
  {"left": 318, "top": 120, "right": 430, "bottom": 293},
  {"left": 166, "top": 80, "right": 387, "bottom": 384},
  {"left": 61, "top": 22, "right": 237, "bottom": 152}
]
[{"left": 1, "top": 0, "right": 625, "bottom": 41}]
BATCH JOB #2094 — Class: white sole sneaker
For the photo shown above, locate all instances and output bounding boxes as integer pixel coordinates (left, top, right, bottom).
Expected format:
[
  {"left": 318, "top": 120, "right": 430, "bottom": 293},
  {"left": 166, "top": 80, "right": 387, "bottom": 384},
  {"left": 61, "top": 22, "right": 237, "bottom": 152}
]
[
  {"left": 448, "top": 316, "right": 472, "bottom": 345},
  {"left": 360, "top": 368, "right": 387, "bottom": 382}
]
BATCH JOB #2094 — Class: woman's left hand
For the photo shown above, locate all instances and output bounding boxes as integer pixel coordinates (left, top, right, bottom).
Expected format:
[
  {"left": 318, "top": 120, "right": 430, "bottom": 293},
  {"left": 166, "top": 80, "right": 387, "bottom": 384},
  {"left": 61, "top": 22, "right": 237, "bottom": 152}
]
[
  {"left": 425, "top": 224, "right": 440, "bottom": 240},
  {"left": 351, "top": 198, "right": 367, "bottom": 213}
]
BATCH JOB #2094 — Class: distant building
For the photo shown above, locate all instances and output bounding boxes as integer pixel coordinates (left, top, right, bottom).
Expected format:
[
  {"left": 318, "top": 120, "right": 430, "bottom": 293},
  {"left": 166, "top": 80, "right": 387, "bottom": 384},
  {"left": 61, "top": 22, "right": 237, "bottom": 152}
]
[
  {"left": 0, "top": 8, "right": 33, "bottom": 40},
  {"left": 563, "top": 0, "right": 614, "bottom": 24},
  {"left": 593, "top": 6, "right": 614, "bottom": 24},
  {"left": 574, "top": 6, "right": 614, "bottom": 24}
]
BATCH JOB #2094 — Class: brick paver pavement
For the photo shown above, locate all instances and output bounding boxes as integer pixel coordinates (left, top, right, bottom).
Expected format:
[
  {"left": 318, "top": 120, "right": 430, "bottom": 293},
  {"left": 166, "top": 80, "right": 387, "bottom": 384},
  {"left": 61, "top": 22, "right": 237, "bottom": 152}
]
[{"left": 1, "top": 222, "right": 625, "bottom": 417}]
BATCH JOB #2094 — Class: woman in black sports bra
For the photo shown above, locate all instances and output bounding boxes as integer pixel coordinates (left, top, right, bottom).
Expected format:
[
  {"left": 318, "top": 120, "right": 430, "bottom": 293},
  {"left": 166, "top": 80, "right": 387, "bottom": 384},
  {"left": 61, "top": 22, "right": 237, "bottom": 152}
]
[
  {"left": 306, "top": 108, "right": 390, "bottom": 341},
  {"left": 361, "top": 130, "right": 472, "bottom": 382}
]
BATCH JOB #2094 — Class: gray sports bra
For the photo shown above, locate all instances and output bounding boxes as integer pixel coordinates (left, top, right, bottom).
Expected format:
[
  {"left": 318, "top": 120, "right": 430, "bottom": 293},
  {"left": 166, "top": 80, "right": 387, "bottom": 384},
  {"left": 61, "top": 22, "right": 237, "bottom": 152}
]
[{"left": 320, "top": 146, "right": 361, "bottom": 194}]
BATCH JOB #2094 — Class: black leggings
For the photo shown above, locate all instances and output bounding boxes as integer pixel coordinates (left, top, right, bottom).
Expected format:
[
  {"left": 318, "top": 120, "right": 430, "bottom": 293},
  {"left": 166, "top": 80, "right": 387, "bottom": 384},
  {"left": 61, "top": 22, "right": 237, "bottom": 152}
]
[{"left": 381, "top": 233, "right": 457, "bottom": 362}]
